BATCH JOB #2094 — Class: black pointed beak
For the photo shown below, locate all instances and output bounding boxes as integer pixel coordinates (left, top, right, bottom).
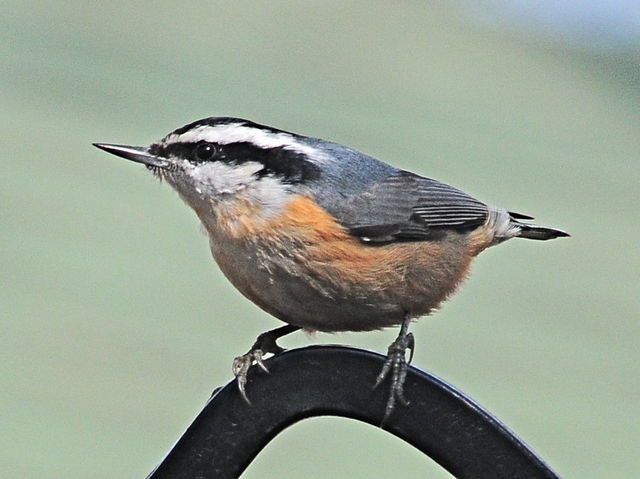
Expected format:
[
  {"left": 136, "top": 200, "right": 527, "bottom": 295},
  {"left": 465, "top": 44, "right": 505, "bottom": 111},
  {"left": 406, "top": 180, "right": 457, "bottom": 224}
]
[{"left": 92, "top": 143, "right": 169, "bottom": 168}]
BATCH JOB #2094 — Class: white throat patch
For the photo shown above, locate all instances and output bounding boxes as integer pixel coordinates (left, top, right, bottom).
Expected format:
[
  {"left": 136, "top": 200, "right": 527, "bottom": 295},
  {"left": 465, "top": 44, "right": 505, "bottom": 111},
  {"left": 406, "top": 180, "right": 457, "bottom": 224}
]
[{"left": 177, "top": 160, "right": 292, "bottom": 220}]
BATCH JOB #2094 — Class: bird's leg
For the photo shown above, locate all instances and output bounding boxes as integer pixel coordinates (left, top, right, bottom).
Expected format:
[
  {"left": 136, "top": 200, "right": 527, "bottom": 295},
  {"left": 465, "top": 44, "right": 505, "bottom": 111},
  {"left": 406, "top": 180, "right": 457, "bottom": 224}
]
[
  {"left": 374, "top": 313, "right": 415, "bottom": 422},
  {"left": 232, "top": 324, "right": 300, "bottom": 404}
]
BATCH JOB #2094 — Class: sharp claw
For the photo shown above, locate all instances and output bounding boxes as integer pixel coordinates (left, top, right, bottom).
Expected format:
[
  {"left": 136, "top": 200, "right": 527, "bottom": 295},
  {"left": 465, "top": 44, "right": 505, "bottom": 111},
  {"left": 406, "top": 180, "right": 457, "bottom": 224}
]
[
  {"left": 231, "top": 345, "right": 278, "bottom": 404},
  {"left": 232, "top": 354, "right": 254, "bottom": 405},
  {"left": 238, "top": 378, "right": 252, "bottom": 405},
  {"left": 376, "top": 318, "right": 415, "bottom": 421},
  {"left": 406, "top": 333, "right": 415, "bottom": 364},
  {"left": 230, "top": 325, "right": 300, "bottom": 405},
  {"left": 255, "top": 354, "right": 270, "bottom": 374},
  {"left": 373, "top": 376, "right": 384, "bottom": 390}
]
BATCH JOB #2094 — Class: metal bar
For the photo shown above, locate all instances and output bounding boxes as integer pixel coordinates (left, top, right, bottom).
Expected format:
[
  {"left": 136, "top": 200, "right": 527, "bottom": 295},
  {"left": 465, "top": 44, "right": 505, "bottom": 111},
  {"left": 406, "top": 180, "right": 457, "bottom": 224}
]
[{"left": 146, "top": 345, "right": 560, "bottom": 479}]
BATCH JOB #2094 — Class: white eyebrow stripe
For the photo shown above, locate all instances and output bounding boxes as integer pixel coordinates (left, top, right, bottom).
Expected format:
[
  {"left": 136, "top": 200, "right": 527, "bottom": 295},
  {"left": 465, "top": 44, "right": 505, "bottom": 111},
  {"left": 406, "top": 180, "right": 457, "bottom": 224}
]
[{"left": 164, "top": 124, "right": 328, "bottom": 161}]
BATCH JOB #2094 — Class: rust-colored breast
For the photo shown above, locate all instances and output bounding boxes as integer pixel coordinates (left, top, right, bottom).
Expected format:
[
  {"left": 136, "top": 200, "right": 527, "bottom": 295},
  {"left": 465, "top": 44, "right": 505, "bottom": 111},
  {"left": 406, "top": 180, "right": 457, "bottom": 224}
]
[
  {"left": 272, "top": 195, "right": 476, "bottom": 318},
  {"left": 206, "top": 193, "right": 484, "bottom": 331}
]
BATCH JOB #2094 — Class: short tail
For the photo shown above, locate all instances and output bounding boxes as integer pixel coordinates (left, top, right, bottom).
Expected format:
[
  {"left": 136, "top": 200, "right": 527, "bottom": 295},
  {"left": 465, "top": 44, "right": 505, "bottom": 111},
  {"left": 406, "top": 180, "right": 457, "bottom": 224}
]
[
  {"left": 487, "top": 208, "right": 570, "bottom": 245},
  {"left": 516, "top": 223, "right": 570, "bottom": 240},
  {"left": 510, "top": 211, "right": 570, "bottom": 241}
]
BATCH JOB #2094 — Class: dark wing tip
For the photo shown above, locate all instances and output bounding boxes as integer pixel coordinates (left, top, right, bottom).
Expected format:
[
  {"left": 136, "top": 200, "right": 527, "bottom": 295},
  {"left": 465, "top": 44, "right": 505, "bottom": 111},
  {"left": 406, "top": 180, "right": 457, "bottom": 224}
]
[{"left": 509, "top": 211, "right": 535, "bottom": 220}]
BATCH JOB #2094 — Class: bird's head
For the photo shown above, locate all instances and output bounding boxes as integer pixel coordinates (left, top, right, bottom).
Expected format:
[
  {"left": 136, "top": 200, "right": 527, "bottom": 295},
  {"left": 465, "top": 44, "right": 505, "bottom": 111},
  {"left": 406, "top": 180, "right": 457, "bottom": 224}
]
[{"left": 94, "top": 117, "right": 329, "bottom": 218}]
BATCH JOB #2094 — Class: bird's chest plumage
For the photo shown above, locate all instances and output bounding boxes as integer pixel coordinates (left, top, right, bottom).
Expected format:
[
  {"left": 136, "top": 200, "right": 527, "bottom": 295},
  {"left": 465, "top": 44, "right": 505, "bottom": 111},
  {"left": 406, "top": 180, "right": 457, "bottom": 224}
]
[{"left": 199, "top": 193, "right": 473, "bottom": 332}]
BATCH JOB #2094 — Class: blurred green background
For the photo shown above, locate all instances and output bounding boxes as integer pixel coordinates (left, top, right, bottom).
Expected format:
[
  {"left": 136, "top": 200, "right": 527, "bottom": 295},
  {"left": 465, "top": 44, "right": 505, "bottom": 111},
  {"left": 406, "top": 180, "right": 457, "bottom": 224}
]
[{"left": 2, "top": 1, "right": 639, "bottom": 478}]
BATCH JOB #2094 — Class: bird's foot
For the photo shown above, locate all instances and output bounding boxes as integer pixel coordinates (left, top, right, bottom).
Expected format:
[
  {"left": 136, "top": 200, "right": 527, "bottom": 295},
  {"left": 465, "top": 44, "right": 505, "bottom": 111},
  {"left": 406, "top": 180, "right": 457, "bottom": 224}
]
[
  {"left": 232, "top": 348, "right": 270, "bottom": 405},
  {"left": 232, "top": 325, "right": 299, "bottom": 404},
  {"left": 374, "top": 320, "right": 415, "bottom": 423}
]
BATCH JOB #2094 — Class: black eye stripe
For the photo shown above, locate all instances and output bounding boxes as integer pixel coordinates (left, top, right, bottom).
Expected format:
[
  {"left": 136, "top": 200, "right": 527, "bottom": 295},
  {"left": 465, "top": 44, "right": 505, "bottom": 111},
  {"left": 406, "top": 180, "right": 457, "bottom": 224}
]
[
  {"left": 150, "top": 141, "right": 219, "bottom": 163},
  {"left": 149, "top": 142, "right": 193, "bottom": 159},
  {"left": 150, "top": 141, "right": 321, "bottom": 184}
]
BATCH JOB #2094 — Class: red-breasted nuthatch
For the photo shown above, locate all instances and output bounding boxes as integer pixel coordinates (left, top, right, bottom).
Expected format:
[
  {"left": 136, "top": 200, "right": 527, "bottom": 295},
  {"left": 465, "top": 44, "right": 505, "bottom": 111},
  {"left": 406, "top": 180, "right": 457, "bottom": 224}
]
[{"left": 94, "top": 117, "right": 569, "bottom": 418}]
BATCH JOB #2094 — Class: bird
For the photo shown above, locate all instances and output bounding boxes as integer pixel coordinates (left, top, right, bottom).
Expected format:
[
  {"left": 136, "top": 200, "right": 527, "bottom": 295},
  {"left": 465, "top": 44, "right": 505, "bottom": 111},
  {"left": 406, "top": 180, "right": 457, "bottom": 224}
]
[{"left": 93, "top": 117, "right": 569, "bottom": 419}]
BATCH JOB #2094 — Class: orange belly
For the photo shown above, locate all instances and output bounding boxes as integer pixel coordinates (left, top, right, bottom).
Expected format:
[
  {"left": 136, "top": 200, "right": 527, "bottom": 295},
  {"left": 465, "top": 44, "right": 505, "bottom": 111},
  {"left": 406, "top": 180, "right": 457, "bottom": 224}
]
[{"left": 205, "top": 194, "right": 487, "bottom": 332}]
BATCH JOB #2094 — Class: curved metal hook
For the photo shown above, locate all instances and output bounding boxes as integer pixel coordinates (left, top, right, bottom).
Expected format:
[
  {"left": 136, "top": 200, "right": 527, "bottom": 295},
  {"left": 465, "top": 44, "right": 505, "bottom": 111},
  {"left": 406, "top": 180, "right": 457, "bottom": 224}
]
[{"left": 146, "top": 345, "right": 560, "bottom": 479}]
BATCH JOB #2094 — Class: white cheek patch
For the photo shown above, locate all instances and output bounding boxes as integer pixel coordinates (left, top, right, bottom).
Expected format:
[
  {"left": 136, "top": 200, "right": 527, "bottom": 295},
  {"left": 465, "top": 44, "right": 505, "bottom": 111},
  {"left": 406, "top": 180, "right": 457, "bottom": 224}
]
[
  {"left": 186, "top": 161, "right": 264, "bottom": 195},
  {"left": 183, "top": 161, "right": 290, "bottom": 218}
]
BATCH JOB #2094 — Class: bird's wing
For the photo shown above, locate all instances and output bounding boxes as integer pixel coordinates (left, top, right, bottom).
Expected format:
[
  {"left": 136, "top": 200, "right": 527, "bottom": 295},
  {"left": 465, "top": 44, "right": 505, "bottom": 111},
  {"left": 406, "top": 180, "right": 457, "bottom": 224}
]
[{"left": 330, "top": 170, "right": 489, "bottom": 243}]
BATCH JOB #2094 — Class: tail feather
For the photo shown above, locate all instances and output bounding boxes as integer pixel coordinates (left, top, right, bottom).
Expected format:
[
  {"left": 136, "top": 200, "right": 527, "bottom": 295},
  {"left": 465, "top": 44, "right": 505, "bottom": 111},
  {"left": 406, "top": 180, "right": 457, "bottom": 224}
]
[
  {"left": 515, "top": 222, "right": 570, "bottom": 241},
  {"left": 486, "top": 207, "right": 569, "bottom": 245}
]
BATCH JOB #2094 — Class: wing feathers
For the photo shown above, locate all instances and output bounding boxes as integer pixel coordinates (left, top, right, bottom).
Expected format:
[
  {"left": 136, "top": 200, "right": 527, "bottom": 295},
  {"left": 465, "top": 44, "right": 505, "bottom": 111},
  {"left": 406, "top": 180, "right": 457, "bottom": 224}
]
[{"left": 333, "top": 170, "right": 488, "bottom": 242}]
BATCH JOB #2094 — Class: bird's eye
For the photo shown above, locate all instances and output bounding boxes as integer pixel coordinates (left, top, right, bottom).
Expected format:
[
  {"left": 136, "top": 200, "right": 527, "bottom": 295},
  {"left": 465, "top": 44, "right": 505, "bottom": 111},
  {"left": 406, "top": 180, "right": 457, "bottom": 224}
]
[{"left": 194, "top": 143, "right": 217, "bottom": 162}]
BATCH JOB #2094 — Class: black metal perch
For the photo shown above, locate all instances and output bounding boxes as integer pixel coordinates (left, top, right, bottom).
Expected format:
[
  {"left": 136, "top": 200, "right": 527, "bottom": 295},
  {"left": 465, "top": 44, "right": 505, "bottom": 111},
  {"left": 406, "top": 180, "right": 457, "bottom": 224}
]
[{"left": 146, "top": 345, "right": 560, "bottom": 479}]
